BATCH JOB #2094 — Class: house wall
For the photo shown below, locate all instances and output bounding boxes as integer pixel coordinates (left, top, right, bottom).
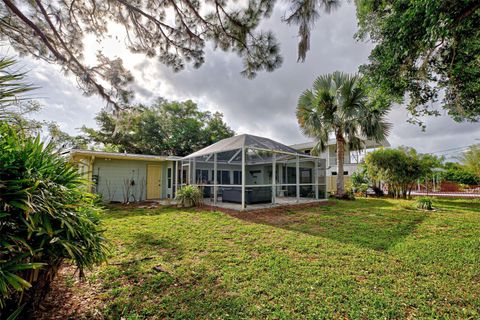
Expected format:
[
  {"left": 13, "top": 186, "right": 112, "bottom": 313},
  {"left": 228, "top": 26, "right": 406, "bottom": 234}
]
[
  {"left": 71, "top": 154, "right": 94, "bottom": 191},
  {"left": 191, "top": 161, "right": 318, "bottom": 186},
  {"left": 90, "top": 159, "right": 175, "bottom": 202},
  {"left": 92, "top": 159, "right": 149, "bottom": 202}
]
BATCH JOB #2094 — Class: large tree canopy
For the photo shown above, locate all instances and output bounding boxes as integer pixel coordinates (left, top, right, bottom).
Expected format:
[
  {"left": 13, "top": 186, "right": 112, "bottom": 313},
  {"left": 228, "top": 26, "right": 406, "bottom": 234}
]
[
  {"left": 82, "top": 99, "right": 235, "bottom": 156},
  {"left": 0, "top": 0, "right": 339, "bottom": 111},
  {"left": 356, "top": 0, "right": 480, "bottom": 124}
]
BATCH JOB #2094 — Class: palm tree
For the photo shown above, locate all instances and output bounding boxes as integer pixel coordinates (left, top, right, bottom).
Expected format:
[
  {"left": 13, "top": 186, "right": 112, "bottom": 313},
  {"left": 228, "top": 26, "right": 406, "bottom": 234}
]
[
  {"left": 458, "top": 144, "right": 480, "bottom": 179},
  {"left": 296, "top": 71, "right": 391, "bottom": 196}
]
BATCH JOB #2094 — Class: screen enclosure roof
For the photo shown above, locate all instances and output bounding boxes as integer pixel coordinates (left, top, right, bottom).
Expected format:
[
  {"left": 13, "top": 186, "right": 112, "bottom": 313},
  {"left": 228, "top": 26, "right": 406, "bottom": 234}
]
[{"left": 182, "top": 134, "right": 309, "bottom": 162}]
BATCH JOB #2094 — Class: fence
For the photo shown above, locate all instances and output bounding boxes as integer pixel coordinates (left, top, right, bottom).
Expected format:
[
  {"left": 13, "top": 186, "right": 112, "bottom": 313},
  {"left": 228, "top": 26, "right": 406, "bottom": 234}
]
[
  {"left": 327, "top": 176, "right": 351, "bottom": 194},
  {"left": 413, "top": 181, "right": 480, "bottom": 198}
]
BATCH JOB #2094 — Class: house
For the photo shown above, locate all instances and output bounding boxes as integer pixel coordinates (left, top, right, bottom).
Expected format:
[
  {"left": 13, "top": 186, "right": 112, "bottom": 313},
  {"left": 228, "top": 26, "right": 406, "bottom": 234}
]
[
  {"left": 70, "top": 150, "right": 180, "bottom": 203},
  {"left": 71, "top": 134, "right": 386, "bottom": 204},
  {"left": 290, "top": 138, "right": 390, "bottom": 193},
  {"left": 70, "top": 134, "right": 327, "bottom": 208}
]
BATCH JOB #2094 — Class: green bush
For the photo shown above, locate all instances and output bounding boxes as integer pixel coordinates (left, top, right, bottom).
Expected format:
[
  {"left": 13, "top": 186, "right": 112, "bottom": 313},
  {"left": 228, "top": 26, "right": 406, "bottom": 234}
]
[
  {"left": 351, "top": 170, "right": 369, "bottom": 191},
  {"left": 175, "top": 185, "right": 203, "bottom": 207},
  {"left": 0, "top": 122, "right": 108, "bottom": 317},
  {"left": 332, "top": 185, "right": 355, "bottom": 200},
  {"left": 416, "top": 197, "right": 433, "bottom": 210},
  {"left": 441, "top": 162, "right": 479, "bottom": 185}
]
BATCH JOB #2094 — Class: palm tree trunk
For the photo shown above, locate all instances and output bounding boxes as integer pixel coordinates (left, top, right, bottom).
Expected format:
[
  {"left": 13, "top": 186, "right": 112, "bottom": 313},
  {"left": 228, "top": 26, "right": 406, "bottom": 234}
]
[{"left": 336, "top": 134, "right": 345, "bottom": 196}]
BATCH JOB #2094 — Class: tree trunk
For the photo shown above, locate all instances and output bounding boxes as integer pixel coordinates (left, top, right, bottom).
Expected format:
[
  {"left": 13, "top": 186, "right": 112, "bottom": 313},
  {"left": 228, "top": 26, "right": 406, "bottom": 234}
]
[{"left": 336, "top": 133, "right": 346, "bottom": 196}]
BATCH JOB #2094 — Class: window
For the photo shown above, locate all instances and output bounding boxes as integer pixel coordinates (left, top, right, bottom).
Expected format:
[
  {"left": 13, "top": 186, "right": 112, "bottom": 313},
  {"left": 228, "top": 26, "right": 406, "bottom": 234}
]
[
  {"left": 211, "top": 170, "right": 231, "bottom": 184},
  {"left": 286, "top": 167, "right": 296, "bottom": 184},
  {"left": 196, "top": 169, "right": 209, "bottom": 183},
  {"left": 300, "top": 168, "right": 312, "bottom": 183},
  {"left": 233, "top": 171, "right": 242, "bottom": 185},
  {"left": 221, "top": 170, "right": 230, "bottom": 184},
  {"left": 331, "top": 171, "right": 348, "bottom": 176},
  {"left": 167, "top": 168, "right": 172, "bottom": 188},
  {"left": 182, "top": 169, "right": 187, "bottom": 183}
]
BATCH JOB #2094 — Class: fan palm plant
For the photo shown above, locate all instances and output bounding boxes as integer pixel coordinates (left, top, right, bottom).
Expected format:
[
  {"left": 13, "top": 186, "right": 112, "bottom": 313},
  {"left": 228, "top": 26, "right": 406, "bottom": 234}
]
[
  {"left": 0, "top": 122, "right": 109, "bottom": 317},
  {"left": 0, "top": 58, "right": 108, "bottom": 318},
  {"left": 296, "top": 71, "right": 391, "bottom": 196}
]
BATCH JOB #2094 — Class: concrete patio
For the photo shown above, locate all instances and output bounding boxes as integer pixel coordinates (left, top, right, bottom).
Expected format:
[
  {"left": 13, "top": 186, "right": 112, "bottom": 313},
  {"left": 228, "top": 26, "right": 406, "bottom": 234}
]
[{"left": 202, "top": 196, "right": 326, "bottom": 211}]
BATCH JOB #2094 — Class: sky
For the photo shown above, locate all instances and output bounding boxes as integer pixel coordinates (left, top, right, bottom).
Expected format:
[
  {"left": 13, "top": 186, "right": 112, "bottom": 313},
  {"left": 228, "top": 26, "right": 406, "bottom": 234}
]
[{"left": 17, "top": 1, "right": 480, "bottom": 161}]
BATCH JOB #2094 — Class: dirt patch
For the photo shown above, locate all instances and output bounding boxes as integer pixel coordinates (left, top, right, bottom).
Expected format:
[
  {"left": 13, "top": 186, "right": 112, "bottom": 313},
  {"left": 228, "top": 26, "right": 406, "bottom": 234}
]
[
  {"left": 198, "top": 201, "right": 335, "bottom": 225},
  {"left": 34, "top": 266, "right": 102, "bottom": 320},
  {"left": 107, "top": 200, "right": 175, "bottom": 210}
]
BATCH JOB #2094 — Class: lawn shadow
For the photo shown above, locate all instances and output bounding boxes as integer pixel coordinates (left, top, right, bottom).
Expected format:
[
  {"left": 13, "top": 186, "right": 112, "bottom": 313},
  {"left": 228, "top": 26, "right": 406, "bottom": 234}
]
[
  {"left": 118, "top": 231, "right": 186, "bottom": 264},
  {"left": 434, "top": 198, "right": 480, "bottom": 213},
  {"left": 228, "top": 199, "right": 428, "bottom": 251},
  {"left": 97, "top": 230, "right": 250, "bottom": 319},
  {"left": 102, "top": 205, "right": 183, "bottom": 221}
]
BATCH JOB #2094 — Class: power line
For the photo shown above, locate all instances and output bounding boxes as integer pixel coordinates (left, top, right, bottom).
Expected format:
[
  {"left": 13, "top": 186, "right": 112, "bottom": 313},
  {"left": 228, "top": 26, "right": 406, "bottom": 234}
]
[{"left": 428, "top": 145, "right": 472, "bottom": 154}]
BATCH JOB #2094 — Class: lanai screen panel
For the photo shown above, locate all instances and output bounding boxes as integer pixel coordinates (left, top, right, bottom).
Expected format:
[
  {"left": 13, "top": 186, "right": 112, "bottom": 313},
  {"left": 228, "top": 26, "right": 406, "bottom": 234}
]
[{"left": 181, "top": 134, "right": 328, "bottom": 207}]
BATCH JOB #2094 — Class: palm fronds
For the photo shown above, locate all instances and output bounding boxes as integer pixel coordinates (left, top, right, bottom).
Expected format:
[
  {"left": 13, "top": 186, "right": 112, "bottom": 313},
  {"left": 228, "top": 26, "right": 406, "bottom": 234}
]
[
  {"left": 296, "top": 71, "right": 392, "bottom": 195},
  {"left": 0, "top": 122, "right": 108, "bottom": 315}
]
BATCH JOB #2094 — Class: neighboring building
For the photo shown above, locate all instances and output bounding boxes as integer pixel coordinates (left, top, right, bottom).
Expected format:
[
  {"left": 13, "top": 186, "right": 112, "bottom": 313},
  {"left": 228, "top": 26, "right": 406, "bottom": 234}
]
[
  {"left": 70, "top": 150, "right": 180, "bottom": 203},
  {"left": 290, "top": 138, "right": 390, "bottom": 193}
]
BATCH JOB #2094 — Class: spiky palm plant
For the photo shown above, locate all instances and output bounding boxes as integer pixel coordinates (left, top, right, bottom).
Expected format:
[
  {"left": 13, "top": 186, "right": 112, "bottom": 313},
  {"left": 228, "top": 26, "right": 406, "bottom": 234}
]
[
  {"left": 0, "top": 122, "right": 109, "bottom": 317},
  {"left": 0, "top": 58, "right": 108, "bottom": 318},
  {"left": 0, "top": 57, "right": 42, "bottom": 133},
  {"left": 296, "top": 71, "right": 391, "bottom": 196},
  {"left": 0, "top": 58, "right": 33, "bottom": 105}
]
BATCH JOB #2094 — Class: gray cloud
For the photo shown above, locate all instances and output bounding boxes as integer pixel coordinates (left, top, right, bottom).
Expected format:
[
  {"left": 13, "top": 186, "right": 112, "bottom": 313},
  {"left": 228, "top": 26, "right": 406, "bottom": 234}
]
[{"left": 19, "top": 2, "right": 480, "bottom": 157}]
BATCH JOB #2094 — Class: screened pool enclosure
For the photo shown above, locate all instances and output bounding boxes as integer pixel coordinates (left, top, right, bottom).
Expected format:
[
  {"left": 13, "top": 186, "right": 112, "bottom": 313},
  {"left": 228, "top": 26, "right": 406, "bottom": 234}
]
[{"left": 175, "top": 134, "right": 327, "bottom": 210}]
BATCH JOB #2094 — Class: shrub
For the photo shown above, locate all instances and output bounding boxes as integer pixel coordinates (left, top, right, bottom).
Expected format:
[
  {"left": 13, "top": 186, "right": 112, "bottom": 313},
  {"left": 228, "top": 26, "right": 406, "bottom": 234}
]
[
  {"left": 175, "top": 185, "right": 203, "bottom": 207},
  {"left": 0, "top": 122, "right": 108, "bottom": 317},
  {"left": 357, "top": 183, "right": 369, "bottom": 196},
  {"left": 365, "top": 147, "right": 442, "bottom": 199},
  {"left": 416, "top": 197, "right": 433, "bottom": 210},
  {"left": 331, "top": 186, "right": 355, "bottom": 200},
  {"left": 441, "top": 162, "right": 479, "bottom": 185},
  {"left": 351, "top": 170, "right": 368, "bottom": 190}
]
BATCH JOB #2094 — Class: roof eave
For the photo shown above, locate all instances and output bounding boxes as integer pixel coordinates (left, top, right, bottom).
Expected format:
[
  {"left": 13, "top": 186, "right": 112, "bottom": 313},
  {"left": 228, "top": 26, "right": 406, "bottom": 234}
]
[{"left": 70, "top": 150, "right": 170, "bottom": 162}]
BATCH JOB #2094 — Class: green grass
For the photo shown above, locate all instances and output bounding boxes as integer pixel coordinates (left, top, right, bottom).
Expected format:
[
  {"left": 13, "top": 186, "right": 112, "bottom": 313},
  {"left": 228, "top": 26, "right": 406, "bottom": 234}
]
[{"left": 76, "top": 198, "right": 480, "bottom": 319}]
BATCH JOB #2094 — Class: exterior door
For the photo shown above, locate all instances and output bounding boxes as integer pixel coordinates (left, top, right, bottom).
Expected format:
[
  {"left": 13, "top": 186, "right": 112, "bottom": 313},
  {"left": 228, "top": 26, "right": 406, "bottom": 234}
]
[
  {"left": 147, "top": 164, "right": 162, "bottom": 199},
  {"left": 166, "top": 164, "right": 173, "bottom": 198}
]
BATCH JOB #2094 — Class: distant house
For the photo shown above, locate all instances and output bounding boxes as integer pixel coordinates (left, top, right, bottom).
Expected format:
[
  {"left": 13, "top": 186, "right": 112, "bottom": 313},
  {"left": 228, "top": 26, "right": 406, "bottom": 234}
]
[{"left": 290, "top": 138, "right": 390, "bottom": 193}]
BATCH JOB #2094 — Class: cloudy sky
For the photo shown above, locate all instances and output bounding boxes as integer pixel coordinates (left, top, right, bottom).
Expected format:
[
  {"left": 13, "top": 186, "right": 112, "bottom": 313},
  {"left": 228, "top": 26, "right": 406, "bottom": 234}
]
[{"left": 19, "top": 2, "right": 479, "bottom": 161}]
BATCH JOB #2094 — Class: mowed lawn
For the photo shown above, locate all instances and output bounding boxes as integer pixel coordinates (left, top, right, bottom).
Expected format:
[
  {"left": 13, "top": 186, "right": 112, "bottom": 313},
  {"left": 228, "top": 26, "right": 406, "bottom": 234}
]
[{"left": 69, "top": 198, "right": 479, "bottom": 319}]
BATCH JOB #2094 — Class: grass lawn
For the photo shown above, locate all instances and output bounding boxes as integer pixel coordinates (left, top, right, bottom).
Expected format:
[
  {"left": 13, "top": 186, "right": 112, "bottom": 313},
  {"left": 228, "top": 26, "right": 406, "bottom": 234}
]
[{"left": 53, "top": 198, "right": 480, "bottom": 319}]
